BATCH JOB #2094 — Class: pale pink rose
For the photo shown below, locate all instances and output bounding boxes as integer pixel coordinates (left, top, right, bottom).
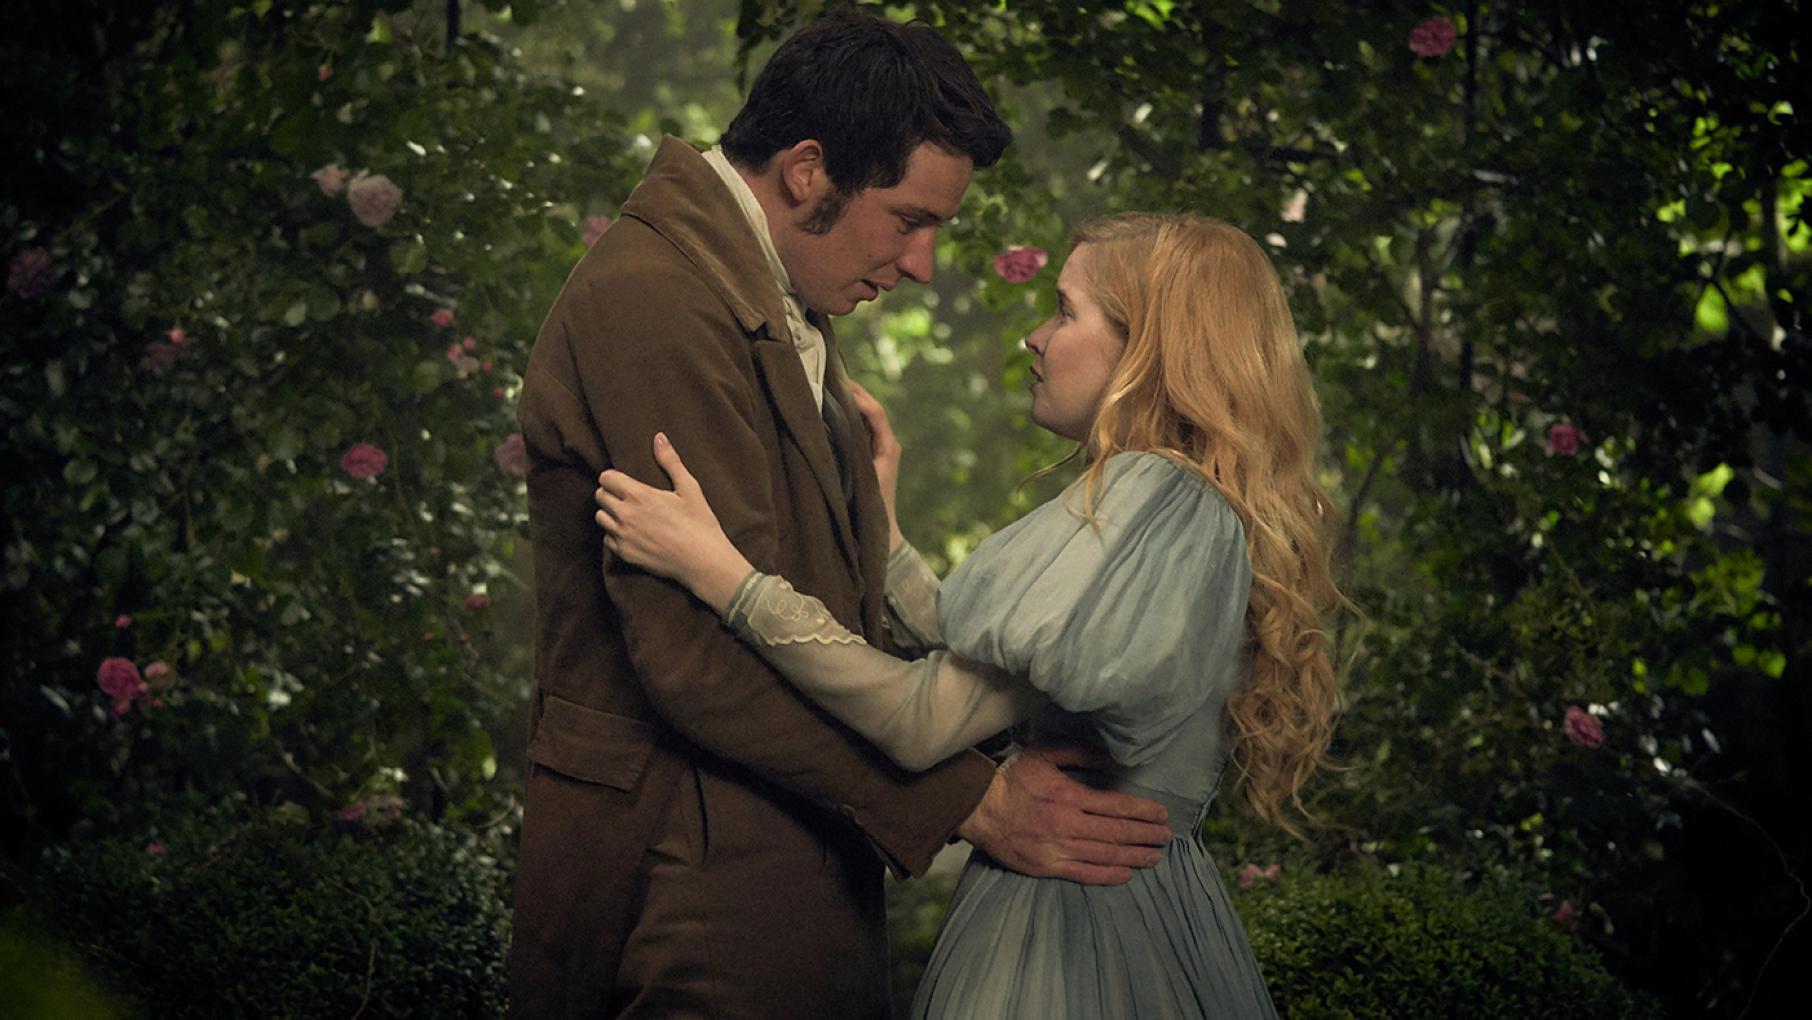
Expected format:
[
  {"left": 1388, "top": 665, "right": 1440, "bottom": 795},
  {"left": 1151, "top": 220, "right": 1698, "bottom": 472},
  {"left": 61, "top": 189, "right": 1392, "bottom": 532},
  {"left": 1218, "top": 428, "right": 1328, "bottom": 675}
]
[
  {"left": 1546, "top": 422, "right": 1584, "bottom": 455},
  {"left": 465, "top": 592, "right": 491, "bottom": 611},
  {"left": 993, "top": 246, "right": 1048, "bottom": 284},
  {"left": 167, "top": 327, "right": 188, "bottom": 346},
  {"left": 1408, "top": 16, "right": 1458, "bottom": 57},
  {"left": 310, "top": 163, "right": 347, "bottom": 196},
  {"left": 1261, "top": 863, "right": 1282, "bottom": 883},
  {"left": 336, "top": 800, "right": 367, "bottom": 822},
  {"left": 583, "top": 215, "right": 614, "bottom": 247},
  {"left": 97, "top": 657, "right": 145, "bottom": 700},
  {"left": 339, "top": 442, "right": 388, "bottom": 478},
  {"left": 461, "top": 336, "right": 476, "bottom": 351},
  {"left": 8, "top": 248, "right": 53, "bottom": 299},
  {"left": 317, "top": 64, "right": 333, "bottom": 82},
  {"left": 1563, "top": 705, "right": 1604, "bottom": 749},
  {"left": 144, "top": 661, "right": 176, "bottom": 691},
  {"left": 145, "top": 842, "right": 167, "bottom": 855},
  {"left": 1553, "top": 899, "right": 1579, "bottom": 928},
  {"left": 1281, "top": 190, "right": 1308, "bottom": 223},
  {"left": 1237, "top": 863, "right": 1261, "bottom": 889},
  {"left": 346, "top": 172, "right": 402, "bottom": 227},
  {"left": 430, "top": 307, "right": 455, "bottom": 328},
  {"left": 114, "top": 614, "right": 132, "bottom": 629},
  {"left": 493, "top": 433, "right": 528, "bottom": 477}
]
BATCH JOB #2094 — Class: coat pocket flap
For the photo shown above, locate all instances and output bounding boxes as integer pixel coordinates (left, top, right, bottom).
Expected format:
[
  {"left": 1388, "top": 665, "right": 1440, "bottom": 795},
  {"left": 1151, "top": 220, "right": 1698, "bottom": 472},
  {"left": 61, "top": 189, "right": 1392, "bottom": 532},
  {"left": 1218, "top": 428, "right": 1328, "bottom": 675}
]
[{"left": 526, "top": 695, "right": 658, "bottom": 791}]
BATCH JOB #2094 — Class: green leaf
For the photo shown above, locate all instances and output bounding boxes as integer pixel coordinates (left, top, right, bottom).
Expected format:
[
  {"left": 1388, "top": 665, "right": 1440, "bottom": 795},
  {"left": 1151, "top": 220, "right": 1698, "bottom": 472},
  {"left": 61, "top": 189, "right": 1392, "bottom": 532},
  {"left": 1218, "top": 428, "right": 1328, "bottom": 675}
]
[
  {"left": 390, "top": 238, "right": 429, "bottom": 275},
  {"left": 283, "top": 299, "right": 309, "bottom": 326}
]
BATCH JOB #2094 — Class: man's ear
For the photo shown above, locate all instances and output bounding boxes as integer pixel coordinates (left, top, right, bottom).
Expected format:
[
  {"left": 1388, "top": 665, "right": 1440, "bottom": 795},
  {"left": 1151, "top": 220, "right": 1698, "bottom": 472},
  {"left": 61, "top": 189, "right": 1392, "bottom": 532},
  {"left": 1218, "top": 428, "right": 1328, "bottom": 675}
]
[{"left": 776, "top": 139, "right": 830, "bottom": 208}]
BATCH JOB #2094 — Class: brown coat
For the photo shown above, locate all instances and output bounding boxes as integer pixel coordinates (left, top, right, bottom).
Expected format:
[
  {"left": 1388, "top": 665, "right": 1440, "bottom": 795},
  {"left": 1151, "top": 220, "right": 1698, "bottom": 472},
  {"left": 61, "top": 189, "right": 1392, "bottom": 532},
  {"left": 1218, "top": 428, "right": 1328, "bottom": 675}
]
[{"left": 508, "top": 138, "right": 995, "bottom": 1018}]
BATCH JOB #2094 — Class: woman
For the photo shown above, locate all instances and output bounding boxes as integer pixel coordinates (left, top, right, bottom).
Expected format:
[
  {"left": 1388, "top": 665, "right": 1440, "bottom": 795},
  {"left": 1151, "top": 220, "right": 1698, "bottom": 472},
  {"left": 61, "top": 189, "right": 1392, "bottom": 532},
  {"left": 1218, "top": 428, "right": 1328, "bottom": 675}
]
[{"left": 593, "top": 213, "right": 1343, "bottom": 1017}]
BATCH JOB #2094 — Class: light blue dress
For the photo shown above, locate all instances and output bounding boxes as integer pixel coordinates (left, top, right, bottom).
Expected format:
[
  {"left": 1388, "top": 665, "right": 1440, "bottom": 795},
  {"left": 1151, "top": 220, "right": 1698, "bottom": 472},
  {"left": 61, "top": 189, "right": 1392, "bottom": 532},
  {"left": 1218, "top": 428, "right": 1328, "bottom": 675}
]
[
  {"left": 721, "top": 451, "right": 1278, "bottom": 1017},
  {"left": 912, "top": 452, "right": 1277, "bottom": 1018}
]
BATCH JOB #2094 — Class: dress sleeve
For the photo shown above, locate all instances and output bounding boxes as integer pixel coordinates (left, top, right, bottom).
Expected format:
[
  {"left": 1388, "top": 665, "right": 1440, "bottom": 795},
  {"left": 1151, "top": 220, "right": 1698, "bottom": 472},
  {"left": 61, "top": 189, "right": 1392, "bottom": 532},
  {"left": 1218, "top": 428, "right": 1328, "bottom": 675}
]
[
  {"left": 938, "top": 453, "right": 1253, "bottom": 766},
  {"left": 883, "top": 541, "right": 944, "bottom": 653},
  {"left": 723, "top": 573, "right": 1047, "bottom": 771}
]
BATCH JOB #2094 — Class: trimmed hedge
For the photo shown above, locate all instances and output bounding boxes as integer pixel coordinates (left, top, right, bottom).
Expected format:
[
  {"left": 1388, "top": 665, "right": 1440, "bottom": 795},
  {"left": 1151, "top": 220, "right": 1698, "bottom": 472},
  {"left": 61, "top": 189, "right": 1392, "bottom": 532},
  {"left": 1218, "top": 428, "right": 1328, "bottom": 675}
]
[
  {"left": 20, "top": 811, "right": 510, "bottom": 1018},
  {"left": 1237, "top": 865, "right": 1656, "bottom": 1018},
  {"left": 885, "top": 862, "right": 1651, "bottom": 1017}
]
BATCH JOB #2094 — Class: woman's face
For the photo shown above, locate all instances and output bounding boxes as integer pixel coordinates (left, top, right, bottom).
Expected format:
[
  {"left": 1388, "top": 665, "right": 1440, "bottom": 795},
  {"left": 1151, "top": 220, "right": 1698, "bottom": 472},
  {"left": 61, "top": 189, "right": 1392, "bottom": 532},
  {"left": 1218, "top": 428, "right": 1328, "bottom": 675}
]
[{"left": 1025, "top": 244, "right": 1126, "bottom": 443}]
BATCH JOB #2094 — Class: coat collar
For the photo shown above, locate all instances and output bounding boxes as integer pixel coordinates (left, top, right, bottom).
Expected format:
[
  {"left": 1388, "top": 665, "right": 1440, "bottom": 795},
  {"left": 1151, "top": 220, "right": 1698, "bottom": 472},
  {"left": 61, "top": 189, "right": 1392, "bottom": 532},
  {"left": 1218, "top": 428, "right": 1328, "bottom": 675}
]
[{"left": 619, "top": 136, "right": 789, "bottom": 342}]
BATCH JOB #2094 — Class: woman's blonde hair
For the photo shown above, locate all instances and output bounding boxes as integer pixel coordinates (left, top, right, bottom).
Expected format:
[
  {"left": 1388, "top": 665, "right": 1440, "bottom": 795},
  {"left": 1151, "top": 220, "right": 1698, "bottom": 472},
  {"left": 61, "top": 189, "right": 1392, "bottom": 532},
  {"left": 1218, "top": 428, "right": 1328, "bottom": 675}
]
[{"left": 1069, "top": 212, "right": 1344, "bottom": 833}]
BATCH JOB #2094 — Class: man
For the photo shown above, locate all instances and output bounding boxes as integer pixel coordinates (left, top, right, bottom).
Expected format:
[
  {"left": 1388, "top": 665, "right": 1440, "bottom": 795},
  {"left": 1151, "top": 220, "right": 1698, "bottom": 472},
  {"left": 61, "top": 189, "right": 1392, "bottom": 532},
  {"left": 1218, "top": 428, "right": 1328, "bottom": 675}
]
[{"left": 510, "top": 12, "right": 1171, "bottom": 1017}]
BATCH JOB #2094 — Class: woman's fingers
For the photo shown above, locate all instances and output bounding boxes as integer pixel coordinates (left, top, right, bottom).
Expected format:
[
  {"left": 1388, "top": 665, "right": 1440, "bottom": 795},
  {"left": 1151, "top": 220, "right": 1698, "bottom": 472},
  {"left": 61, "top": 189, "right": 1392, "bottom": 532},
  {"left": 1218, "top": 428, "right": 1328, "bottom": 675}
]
[{"left": 650, "top": 433, "right": 699, "bottom": 497}]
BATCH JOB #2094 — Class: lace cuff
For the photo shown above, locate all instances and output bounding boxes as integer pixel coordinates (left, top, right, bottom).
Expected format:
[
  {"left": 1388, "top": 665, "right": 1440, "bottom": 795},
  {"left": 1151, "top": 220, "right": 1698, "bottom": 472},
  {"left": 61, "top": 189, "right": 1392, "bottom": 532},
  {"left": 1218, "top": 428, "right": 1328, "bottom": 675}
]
[
  {"left": 883, "top": 542, "right": 943, "bottom": 651},
  {"left": 725, "top": 573, "right": 865, "bottom": 648}
]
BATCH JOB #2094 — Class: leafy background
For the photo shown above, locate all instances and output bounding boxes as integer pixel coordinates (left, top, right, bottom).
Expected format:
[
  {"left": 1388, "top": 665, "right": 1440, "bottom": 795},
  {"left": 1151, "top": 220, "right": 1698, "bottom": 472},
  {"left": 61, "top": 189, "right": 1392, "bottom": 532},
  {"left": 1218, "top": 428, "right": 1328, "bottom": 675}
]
[{"left": 2, "top": 0, "right": 1806, "bottom": 1015}]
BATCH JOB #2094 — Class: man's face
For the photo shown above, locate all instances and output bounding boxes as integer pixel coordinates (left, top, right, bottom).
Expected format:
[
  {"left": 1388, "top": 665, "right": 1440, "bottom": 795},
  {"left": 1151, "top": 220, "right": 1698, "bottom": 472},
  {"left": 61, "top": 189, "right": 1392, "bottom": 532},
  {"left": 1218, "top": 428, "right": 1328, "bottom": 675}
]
[{"left": 780, "top": 143, "right": 973, "bottom": 316}]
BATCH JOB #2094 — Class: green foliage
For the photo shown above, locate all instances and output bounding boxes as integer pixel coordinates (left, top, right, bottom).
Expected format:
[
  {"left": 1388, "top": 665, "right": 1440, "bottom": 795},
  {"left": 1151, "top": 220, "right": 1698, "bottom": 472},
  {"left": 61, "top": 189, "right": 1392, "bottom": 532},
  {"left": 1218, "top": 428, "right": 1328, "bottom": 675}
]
[
  {"left": 1236, "top": 865, "right": 1655, "bottom": 1018},
  {"left": 886, "top": 873, "right": 959, "bottom": 1018},
  {"left": 2, "top": 1, "right": 646, "bottom": 846},
  {"left": 17, "top": 809, "right": 511, "bottom": 1019}
]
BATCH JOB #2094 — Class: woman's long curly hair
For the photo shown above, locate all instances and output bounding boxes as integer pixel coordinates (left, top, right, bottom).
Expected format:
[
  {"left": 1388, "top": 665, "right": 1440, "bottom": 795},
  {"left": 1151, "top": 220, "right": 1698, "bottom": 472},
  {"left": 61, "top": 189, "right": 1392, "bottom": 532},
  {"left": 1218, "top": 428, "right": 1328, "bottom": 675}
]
[{"left": 1068, "top": 212, "right": 1345, "bottom": 833}]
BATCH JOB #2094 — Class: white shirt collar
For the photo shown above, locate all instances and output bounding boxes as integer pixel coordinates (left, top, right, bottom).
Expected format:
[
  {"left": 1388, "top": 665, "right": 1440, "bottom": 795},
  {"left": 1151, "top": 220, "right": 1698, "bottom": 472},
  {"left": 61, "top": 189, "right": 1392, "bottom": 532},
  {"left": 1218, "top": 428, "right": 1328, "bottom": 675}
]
[{"left": 701, "top": 146, "right": 826, "bottom": 409}]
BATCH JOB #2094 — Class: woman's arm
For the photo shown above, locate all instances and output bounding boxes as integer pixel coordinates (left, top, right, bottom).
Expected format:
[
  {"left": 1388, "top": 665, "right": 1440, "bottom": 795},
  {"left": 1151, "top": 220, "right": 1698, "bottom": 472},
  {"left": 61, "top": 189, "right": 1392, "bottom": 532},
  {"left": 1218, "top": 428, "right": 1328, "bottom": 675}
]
[{"left": 596, "top": 435, "right": 1043, "bottom": 770}]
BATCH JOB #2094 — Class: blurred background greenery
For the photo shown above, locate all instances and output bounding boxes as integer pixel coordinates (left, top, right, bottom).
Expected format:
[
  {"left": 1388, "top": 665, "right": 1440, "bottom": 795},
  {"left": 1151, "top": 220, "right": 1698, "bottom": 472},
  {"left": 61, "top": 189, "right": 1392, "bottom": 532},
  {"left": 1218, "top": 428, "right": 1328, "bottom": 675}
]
[{"left": 2, "top": 0, "right": 1805, "bottom": 1015}]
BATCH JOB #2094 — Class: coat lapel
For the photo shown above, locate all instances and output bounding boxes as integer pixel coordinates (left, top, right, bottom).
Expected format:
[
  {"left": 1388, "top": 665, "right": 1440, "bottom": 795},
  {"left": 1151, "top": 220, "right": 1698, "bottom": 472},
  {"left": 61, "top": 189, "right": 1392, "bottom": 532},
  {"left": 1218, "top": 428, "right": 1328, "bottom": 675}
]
[{"left": 751, "top": 338, "right": 861, "bottom": 578}]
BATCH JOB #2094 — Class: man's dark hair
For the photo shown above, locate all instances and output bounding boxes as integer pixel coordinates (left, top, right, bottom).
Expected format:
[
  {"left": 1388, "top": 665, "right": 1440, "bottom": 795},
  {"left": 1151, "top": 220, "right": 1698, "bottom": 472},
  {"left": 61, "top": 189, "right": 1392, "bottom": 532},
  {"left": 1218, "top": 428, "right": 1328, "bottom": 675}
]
[{"left": 720, "top": 9, "right": 1011, "bottom": 225}]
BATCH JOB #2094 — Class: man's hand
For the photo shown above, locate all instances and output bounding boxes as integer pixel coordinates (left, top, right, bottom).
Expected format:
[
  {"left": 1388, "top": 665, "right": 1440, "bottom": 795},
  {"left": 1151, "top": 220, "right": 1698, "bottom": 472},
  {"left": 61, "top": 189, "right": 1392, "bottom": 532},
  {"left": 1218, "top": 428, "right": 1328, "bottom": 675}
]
[{"left": 955, "top": 745, "right": 1173, "bottom": 885}]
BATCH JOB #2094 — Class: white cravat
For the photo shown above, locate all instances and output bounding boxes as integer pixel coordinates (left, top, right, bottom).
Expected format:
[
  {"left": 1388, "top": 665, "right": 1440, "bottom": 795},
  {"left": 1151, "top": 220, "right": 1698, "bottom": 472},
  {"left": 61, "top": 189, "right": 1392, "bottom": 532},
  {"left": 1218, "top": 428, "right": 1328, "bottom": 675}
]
[{"left": 702, "top": 146, "right": 826, "bottom": 410}]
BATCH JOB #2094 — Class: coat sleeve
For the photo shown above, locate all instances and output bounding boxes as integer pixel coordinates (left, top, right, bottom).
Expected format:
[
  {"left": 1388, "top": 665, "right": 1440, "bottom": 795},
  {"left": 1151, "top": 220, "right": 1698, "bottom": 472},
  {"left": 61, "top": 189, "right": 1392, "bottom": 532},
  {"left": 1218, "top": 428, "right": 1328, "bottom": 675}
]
[{"left": 519, "top": 253, "right": 992, "bottom": 876}]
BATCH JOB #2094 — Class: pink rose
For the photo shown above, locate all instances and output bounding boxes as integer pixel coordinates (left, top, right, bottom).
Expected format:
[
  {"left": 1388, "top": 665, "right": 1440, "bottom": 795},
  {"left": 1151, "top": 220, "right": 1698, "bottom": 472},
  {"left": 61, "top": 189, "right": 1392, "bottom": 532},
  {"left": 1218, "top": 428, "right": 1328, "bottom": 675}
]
[
  {"left": 430, "top": 307, "right": 455, "bottom": 328},
  {"left": 145, "top": 842, "right": 167, "bottom": 855},
  {"left": 8, "top": 248, "right": 53, "bottom": 299},
  {"left": 317, "top": 64, "right": 333, "bottom": 82},
  {"left": 493, "top": 432, "right": 528, "bottom": 478},
  {"left": 462, "top": 336, "right": 476, "bottom": 351},
  {"left": 369, "top": 794, "right": 404, "bottom": 823},
  {"left": 583, "top": 215, "right": 614, "bottom": 247},
  {"left": 1261, "top": 863, "right": 1282, "bottom": 883},
  {"left": 1563, "top": 705, "right": 1604, "bottom": 749},
  {"left": 480, "top": 359, "right": 493, "bottom": 374},
  {"left": 992, "top": 246, "right": 1048, "bottom": 284},
  {"left": 1408, "top": 16, "right": 1458, "bottom": 57},
  {"left": 1553, "top": 899, "right": 1578, "bottom": 928},
  {"left": 114, "top": 614, "right": 132, "bottom": 629},
  {"left": 346, "top": 172, "right": 402, "bottom": 227},
  {"left": 1546, "top": 422, "right": 1584, "bottom": 455},
  {"left": 336, "top": 800, "right": 367, "bottom": 822},
  {"left": 465, "top": 592, "right": 491, "bottom": 611},
  {"left": 111, "top": 698, "right": 133, "bottom": 718},
  {"left": 492, "top": 387, "right": 506, "bottom": 399},
  {"left": 310, "top": 163, "right": 347, "bottom": 196},
  {"left": 340, "top": 442, "right": 388, "bottom": 479},
  {"left": 97, "top": 657, "right": 145, "bottom": 700},
  {"left": 167, "top": 327, "right": 188, "bottom": 346}
]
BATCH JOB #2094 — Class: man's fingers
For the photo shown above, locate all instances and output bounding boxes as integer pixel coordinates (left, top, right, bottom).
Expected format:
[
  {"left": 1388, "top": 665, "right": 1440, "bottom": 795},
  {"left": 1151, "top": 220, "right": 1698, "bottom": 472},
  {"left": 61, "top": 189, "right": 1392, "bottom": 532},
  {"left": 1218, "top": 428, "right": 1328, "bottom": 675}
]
[
  {"left": 1060, "top": 838, "right": 1164, "bottom": 869},
  {"left": 593, "top": 507, "right": 620, "bottom": 533},
  {"left": 1066, "top": 811, "right": 1174, "bottom": 848},
  {"left": 1071, "top": 786, "right": 1171, "bottom": 827}
]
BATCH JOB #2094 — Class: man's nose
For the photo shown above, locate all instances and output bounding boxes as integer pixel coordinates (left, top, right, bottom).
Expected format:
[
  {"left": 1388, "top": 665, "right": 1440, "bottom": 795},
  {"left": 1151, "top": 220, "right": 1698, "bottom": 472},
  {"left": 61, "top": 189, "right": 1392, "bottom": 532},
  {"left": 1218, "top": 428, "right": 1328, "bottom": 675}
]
[{"left": 897, "top": 230, "right": 936, "bottom": 285}]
